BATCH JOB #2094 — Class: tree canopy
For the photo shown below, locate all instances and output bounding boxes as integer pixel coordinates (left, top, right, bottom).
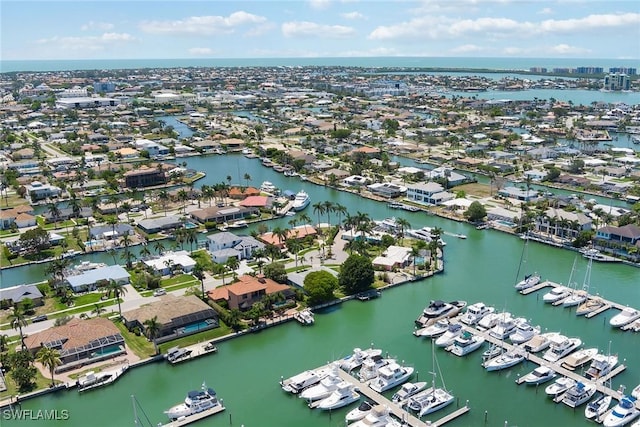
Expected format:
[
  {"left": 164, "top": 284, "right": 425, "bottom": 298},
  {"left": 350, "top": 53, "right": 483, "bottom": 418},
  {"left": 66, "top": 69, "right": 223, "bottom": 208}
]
[
  {"left": 18, "top": 226, "right": 50, "bottom": 253},
  {"left": 338, "top": 254, "right": 374, "bottom": 295},
  {"left": 263, "top": 262, "right": 287, "bottom": 283},
  {"left": 464, "top": 201, "right": 487, "bottom": 223},
  {"left": 303, "top": 271, "right": 338, "bottom": 306}
]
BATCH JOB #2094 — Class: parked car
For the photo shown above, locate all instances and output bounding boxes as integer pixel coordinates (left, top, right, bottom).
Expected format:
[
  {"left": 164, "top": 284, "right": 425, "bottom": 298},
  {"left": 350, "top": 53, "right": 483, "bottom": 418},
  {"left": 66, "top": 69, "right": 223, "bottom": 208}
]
[
  {"left": 153, "top": 288, "right": 167, "bottom": 297},
  {"left": 32, "top": 314, "right": 48, "bottom": 323}
]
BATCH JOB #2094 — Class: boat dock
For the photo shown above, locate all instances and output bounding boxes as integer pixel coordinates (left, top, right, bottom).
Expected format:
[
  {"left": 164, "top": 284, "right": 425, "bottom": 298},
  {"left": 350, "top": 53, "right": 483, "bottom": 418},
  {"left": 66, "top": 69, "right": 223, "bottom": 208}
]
[
  {"left": 519, "top": 280, "right": 553, "bottom": 295},
  {"left": 454, "top": 321, "right": 636, "bottom": 409},
  {"left": 334, "top": 367, "right": 470, "bottom": 427},
  {"left": 160, "top": 405, "right": 226, "bottom": 427},
  {"left": 166, "top": 341, "right": 218, "bottom": 365}
]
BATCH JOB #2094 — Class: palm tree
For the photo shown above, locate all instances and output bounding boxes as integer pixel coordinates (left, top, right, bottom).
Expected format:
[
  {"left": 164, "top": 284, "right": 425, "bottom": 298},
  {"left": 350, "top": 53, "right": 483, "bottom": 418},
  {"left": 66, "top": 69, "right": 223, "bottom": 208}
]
[
  {"left": 243, "top": 173, "right": 252, "bottom": 189},
  {"left": 192, "top": 264, "right": 206, "bottom": 299},
  {"left": 68, "top": 195, "right": 82, "bottom": 222},
  {"left": 47, "top": 202, "right": 61, "bottom": 229},
  {"left": 91, "top": 303, "right": 106, "bottom": 317},
  {"left": 411, "top": 244, "right": 422, "bottom": 277},
  {"left": 225, "top": 256, "right": 240, "bottom": 278},
  {"left": 9, "top": 304, "right": 28, "bottom": 350},
  {"left": 333, "top": 203, "right": 347, "bottom": 228},
  {"left": 36, "top": 347, "right": 61, "bottom": 387},
  {"left": 104, "top": 279, "right": 128, "bottom": 319},
  {"left": 140, "top": 245, "right": 151, "bottom": 259},
  {"left": 286, "top": 238, "right": 302, "bottom": 267},
  {"left": 177, "top": 189, "right": 189, "bottom": 213},
  {"left": 395, "top": 217, "right": 411, "bottom": 243},
  {"left": 211, "top": 262, "right": 226, "bottom": 285},
  {"left": 185, "top": 228, "right": 198, "bottom": 253},
  {"left": 312, "top": 202, "right": 325, "bottom": 230},
  {"left": 157, "top": 189, "right": 169, "bottom": 216},
  {"left": 153, "top": 240, "right": 165, "bottom": 255},
  {"left": 120, "top": 233, "right": 134, "bottom": 268},
  {"left": 143, "top": 316, "right": 160, "bottom": 341},
  {"left": 322, "top": 201, "right": 334, "bottom": 227},
  {"left": 271, "top": 227, "right": 288, "bottom": 247},
  {"left": 0, "top": 334, "right": 9, "bottom": 352}
]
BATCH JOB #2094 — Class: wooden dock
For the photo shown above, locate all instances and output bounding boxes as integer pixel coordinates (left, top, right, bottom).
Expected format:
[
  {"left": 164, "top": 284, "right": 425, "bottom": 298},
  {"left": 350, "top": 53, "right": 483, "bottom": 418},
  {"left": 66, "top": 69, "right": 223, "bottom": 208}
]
[
  {"left": 161, "top": 405, "right": 226, "bottom": 427},
  {"left": 335, "top": 368, "right": 470, "bottom": 427},
  {"left": 167, "top": 342, "right": 218, "bottom": 365},
  {"left": 586, "top": 304, "right": 612, "bottom": 318},
  {"left": 519, "top": 281, "right": 552, "bottom": 295}
]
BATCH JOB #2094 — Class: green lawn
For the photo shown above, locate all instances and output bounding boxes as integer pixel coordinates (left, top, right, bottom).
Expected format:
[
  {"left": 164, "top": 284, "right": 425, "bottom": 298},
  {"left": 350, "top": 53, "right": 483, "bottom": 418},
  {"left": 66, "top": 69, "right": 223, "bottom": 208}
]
[
  {"left": 161, "top": 274, "right": 195, "bottom": 287},
  {"left": 113, "top": 321, "right": 156, "bottom": 359},
  {"left": 157, "top": 324, "right": 233, "bottom": 354},
  {"left": 0, "top": 363, "right": 57, "bottom": 401}
]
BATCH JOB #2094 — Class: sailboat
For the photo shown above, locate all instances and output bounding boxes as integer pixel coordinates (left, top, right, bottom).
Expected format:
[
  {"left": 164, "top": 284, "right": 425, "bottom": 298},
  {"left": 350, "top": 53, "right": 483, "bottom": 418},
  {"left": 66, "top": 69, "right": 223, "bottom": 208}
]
[
  {"left": 514, "top": 232, "right": 540, "bottom": 291},
  {"left": 563, "top": 256, "right": 591, "bottom": 307},
  {"left": 406, "top": 339, "right": 454, "bottom": 417}
]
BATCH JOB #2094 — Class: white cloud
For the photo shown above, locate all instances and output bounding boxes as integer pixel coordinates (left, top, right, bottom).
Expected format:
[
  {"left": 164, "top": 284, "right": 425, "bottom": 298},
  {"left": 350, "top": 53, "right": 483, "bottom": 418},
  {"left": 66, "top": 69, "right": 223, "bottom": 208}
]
[
  {"left": 139, "top": 12, "right": 267, "bottom": 36},
  {"left": 539, "top": 13, "right": 640, "bottom": 33},
  {"left": 244, "top": 22, "right": 277, "bottom": 37},
  {"left": 188, "top": 47, "right": 215, "bottom": 56},
  {"left": 549, "top": 44, "right": 591, "bottom": 55},
  {"left": 538, "top": 8, "right": 553, "bottom": 15},
  {"left": 34, "top": 33, "right": 136, "bottom": 53},
  {"left": 309, "top": 0, "right": 331, "bottom": 10},
  {"left": 80, "top": 21, "right": 114, "bottom": 31},
  {"left": 341, "top": 11, "right": 365, "bottom": 20},
  {"left": 451, "top": 44, "right": 486, "bottom": 54},
  {"left": 282, "top": 21, "right": 356, "bottom": 38}
]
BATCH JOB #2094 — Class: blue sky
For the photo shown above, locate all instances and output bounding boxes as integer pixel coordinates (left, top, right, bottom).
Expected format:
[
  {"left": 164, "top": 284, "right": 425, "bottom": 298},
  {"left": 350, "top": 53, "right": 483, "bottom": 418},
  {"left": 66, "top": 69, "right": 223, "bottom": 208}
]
[{"left": 1, "top": 0, "right": 639, "bottom": 60}]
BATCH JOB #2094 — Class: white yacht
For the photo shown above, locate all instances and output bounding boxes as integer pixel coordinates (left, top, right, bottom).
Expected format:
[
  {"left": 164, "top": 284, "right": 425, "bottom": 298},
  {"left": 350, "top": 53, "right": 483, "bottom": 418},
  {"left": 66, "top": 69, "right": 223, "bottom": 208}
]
[
  {"left": 345, "top": 400, "right": 375, "bottom": 423},
  {"left": 602, "top": 396, "right": 640, "bottom": 427},
  {"left": 521, "top": 366, "right": 556, "bottom": 385},
  {"left": 562, "top": 381, "right": 597, "bottom": 408},
  {"left": 391, "top": 381, "right": 427, "bottom": 404},
  {"left": 585, "top": 393, "right": 612, "bottom": 421},
  {"left": 488, "top": 313, "right": 521, "bottom": 340},
  {"left": 164, "top": 383, "right": 222, "bottom": 421},
  {"left": 560, "top": 348, "right": 598, "bottom": 370},
  {"left": 358, "top": 356, "right": 393, "bottom": 382},
  {"left": 477, "top": 312, "right": 502, "bottom": 331},
  {"left": 562, "top": 289, "right": 588, "bottom": 307},
  {"left": 514, "top": 273, "right": 541, "bottom": 291},
  {"left": 435, "top": 323, "right": 463, "bottom": 347},
  {"left": 610, "top": 307, "right": 640, "bottom": 328},
  {"left": 542, "top": 286, "right": 572, "bottom": 303},
  {"left": 509, "top": 321, "right": 541, "bottom": 344},
  {"left": 415, "top": 300, "right": 466, "bottom": 327},
  {"left": 481, "top": 344, "right": 504, "bottom": 362},
  {"left": 414, "top": 318, "right": 450, "bottom": 338},
  {"left": 585, "top": 354, "right": 618, "bottom": 380},
  {"left": 259, "top": 181, "right": 278, "bottom": 194},
  {"left": 77, "top": 363, "right": 129, "bottom": 392},
  {"left": 576, "top": 296, "right": 606, "bottom": 316},
  {"left": 369, "top": 363, "right": 414, "bottom": 393},
  {"left": 291, "top": 190, "right": 310, "bottom": 211},
  {"left": 407, "top": 388, "right": 455, "bottom": 417},
  {"left": 545, "top": 377, "right": 577, "bottom": 397},
  {"left": 484, "top": 347, "right": 527, "bottom": 371},
  {"left": 459, "top": 302, "right": 495, "bottom": 326},
  {"left": 314, "top": 382, "right": 360, "bottom": 411},
  {"left": 523, "top": 332, "right": 561, "bottom": 353},
  {"left": 349, "top": 405, "right": 399, "bottom": 427},
  {"left": 299, "top": 371, "right": 342, "bottom": 402},
  {"left": 542, "top": 335, "right": 582, "bottom": 363},
  {"left": 446, "top": 331, "right": 485, "bottom": 357},
  {"left": 281, "top": 366, "right": 332, "bottom": 394},
  {"left": 294, "top": 308, "right": 314, "bottom": 325},
  {"left": 340, "top": 347, "right": 382, "bottom": 372}
]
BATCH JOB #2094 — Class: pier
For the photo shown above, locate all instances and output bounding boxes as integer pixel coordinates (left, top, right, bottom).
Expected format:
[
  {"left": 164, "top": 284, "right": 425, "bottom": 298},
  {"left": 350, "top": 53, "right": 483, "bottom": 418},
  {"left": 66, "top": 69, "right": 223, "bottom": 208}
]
[
  {"left": 160, "top": 405, "right": 226, "bottom": 427},
  {"left": 333, "top": 367, "right": 470, "bottom": 427}
]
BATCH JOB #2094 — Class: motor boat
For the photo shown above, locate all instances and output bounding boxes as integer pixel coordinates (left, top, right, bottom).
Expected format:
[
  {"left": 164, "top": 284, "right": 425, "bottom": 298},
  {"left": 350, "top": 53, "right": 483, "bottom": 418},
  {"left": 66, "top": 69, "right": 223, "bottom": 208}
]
[
  {"left": 632, "top": 384, "right": 640, "bottom": 400},
  {"left": 165, "top": 346, "right": 193, "bottom": 363},
  {"left": 523, "top": 332, "right": 561, "bottom": 353},
  {"left": 509, "top": 321, "right": 541, "bottom": 344},
  {"left": 358, "top": 356, "right": 393, "bottom": 382},
  {"left": 291, "top": 190, "right": 310, "bottom": 211},
  {"left": 345, "top": 400, "right": 375, "bottom": 423},
  {"left": 165, "top": 383, "right": 222, "bottom": 421},
  {"left": 521, "top": 366, "right": 557, "bottom": 385},
  {"left": 407, "top": 388, "right": 455, "bottom": 417},
  {"left": 542, "top": 335, "right": 582, "bottom": 363},
  {"left": 562, "top": 289, "right": 588, "bottom": 307},
  {"left": 391, "top": 381, "right": 427, "bottom": 404},
  {"left": 435, "top": 323, "right": 463, "bottom": 347},
  {"left": 477, "top": 312, "right": 502, "bottom": 331},
  {"left": 488, "top": 313, "right": 521, "bottom": 340},
  {"left": 340, "top": 347, "right": 383, "bottom": 372},
  {"left": 294, "top": 308, "right": 314, "bottom": 325},
  {"left": 314, "top": 382, "right": 360, "bottom": 410},
  {"left": 415, "top": 300, "right": 466, "bottom": 327},
  {"left": 259, "top": 181, "right": 278, "bottom": 194},
  {"left": 481, "top": 343, "right": 504, "bottom": 362},
  {"left": 562, "top": 381, "right": 597, "bottom": 408},
  {"left": 545, "top": 377, "right": 577, "bottom": 397},
  {"left": 414, "top": 318, "right": 450, "bottom": 338},
  {"left": 602, "top": 396, "right": 640, "bottom": 427},
  {"left": 281, "top": 365, "right": 332, "bottom": 394},
  {"left": 369, "top": 362, "right": 414, "bottom": 393},
  {"left": 483, "top": 347, "right": 527, "bottom": 371},
  {"left": 349, "top": 405, "right": 399, "bottom": 427},
  {"left": 459, "top": 302, "right": 495, "bottom": 326},
  {"left": 299, "top": 371, "right": 343, "bottom": 402},
  {"left": 585, "top": 393, "right": 612, "bottom": 420},
  {"left": 515, "top": 273, "right": 541, "bottom": 291},
  {"left": 576, "top": 296, "right": 606, "bottom": 316},
  {"left": 560, "top": 348, "right": 598, "bottom": 370},
  {"left": 446, "top": 331, "right": 485, "bottom": 357},
  {"left": 542, "top": 286, "right": 572, "bottom": 303},
  {"left": 585, "top": 354, "right": 618, "bottom": 380},
  {"left": 610, "top": 307, "right": 640, "bottom": 328},
  {"left": 77, "top": 363, "right": 129, "bottom": 392}
]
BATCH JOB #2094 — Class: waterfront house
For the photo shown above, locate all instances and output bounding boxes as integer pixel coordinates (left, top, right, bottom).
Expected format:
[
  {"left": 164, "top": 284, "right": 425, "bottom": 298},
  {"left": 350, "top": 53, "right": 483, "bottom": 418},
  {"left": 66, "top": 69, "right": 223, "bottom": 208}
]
[
  {"left": 124, "top": 166, "right": 166, "bottom": 188},
  {"left": 0, "top": 205, "right": 35, "bottom": 230},
  {"left": 372, "top": 245, "right": 412, "bottom": 271},
  {"left": 136, "top": 215, "right": 183, "bottom": 234},
  {"left": 24, "top": 318, "right": 125, "bottom": 372},
  {"left": 487, "top": 207, "right": 521, "bottom": 224},
  {"left": 405, "top": 182, "right": 455, "bottom": 205},
  {"left": 534, "top": 208, "right": 592, "bottom": 240},
  {"left": 142, "top": 250, "right": 196, "bottom": 275},
  {"left": 122, "top": 294, "right": 218, "bottom": 341},
  {"left": 595, "top": 224, "right": 640, "bottom": 246},
  {"left": 25, "top": 181, "right": 62, "bottom": 201},
  {"left": 258, "top": 225, "right": 317, "bottom": 249},
  {"left": 367, "top": 182, "right": 407, "bottom": 198},
  {"left": 89, "top": 224, "right": 135, "bottom": 241},
  {"left": 207, "top": 232, "right": 265, "bottom": 264},
  {"left": 498, "top": 186, "right": 540, "bottom": 202},
  {"left": 190, "top": 205, "right": 258, "bottom": 224},
  {"left": 0, "top": 283, "right": 44, "bottom": 308},
  {"left": 343, "top": 175, "right": 369, "bottom": 187},
  {"left": 65, "top": 264, "right": 131, "bottom": 293},
  {"left": 207, "top": 274, "right": 292, "bottom": 311},
  {"left": 239, "top": 195, "right": 273, "bottom": 210}
]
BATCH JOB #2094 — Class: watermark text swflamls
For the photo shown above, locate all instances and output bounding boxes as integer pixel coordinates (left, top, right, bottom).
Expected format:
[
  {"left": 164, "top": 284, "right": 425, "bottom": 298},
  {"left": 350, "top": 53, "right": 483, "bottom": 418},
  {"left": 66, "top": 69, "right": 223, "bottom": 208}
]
[{"left": 1, "top": 409, "right": 70, "bottom": 421}]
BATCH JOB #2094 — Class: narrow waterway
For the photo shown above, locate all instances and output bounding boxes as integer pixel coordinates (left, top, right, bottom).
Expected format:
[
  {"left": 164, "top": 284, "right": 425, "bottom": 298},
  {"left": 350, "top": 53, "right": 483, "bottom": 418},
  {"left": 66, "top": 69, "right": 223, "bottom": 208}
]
[{"left": 2, "top": 154, "right": 639, "bottom": 427}]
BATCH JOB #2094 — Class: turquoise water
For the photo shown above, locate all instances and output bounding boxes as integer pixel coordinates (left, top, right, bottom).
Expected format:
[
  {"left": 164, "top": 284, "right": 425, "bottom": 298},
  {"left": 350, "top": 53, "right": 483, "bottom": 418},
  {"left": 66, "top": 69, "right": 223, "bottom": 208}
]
[
  {"left": 179, "top": 320, "right": 214, "bottom": 334},
  {"left": 90, "top": 345, "right": 123, "bottom": 358},
  {"left": 184, "top": 222, "right": 198, "bottom": 229},
  {"left": 495, "top": 220, "right": 516, "bottom": 228}
]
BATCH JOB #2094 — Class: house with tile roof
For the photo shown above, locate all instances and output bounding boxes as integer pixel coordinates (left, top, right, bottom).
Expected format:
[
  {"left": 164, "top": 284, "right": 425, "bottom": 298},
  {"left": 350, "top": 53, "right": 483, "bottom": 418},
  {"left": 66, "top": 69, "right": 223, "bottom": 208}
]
[
  {"left": 24, "top": 318, "right": 125, "bottom": 372},
  {"left": 207, "top": 274, "right": 292, "bottom": 310}
]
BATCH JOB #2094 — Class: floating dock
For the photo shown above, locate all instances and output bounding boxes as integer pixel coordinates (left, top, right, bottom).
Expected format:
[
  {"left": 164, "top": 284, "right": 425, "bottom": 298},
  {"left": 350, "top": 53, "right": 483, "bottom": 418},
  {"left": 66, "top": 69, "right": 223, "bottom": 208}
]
[{"left": 161, "top": 405, "right": 226, "bottom": 427}]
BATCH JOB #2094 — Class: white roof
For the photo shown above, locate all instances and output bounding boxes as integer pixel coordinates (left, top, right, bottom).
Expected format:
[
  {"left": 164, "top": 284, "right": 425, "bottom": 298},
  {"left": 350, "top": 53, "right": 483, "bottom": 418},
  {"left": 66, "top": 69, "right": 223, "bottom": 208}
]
[{"left": 143, "top": 250, "right": 196, "bottom": 270}]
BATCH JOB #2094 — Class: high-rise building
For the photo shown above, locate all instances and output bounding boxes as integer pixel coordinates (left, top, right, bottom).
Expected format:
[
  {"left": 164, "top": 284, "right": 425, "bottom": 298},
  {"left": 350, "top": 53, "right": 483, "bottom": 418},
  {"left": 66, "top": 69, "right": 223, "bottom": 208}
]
[{"left": 603, "top": 73, "right": 630, "bottom": 91}]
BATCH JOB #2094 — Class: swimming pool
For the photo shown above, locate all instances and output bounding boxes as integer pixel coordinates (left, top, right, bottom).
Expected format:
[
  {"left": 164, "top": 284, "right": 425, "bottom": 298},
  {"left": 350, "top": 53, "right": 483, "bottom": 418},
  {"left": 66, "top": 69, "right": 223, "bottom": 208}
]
[
  {"left": 83, "top": 239, "right": 104, "bottom": 248},
  {"left": 495, "top": 220, "right": 516, "bottom": 228},
  {"left": 184, "top": 222, "right": 198, "bottom": 229},
  {"left": 178, "top": 319, "right": 215, "bottom": 334},
  {"left": 90, "top": 345, "right": 124, "bottom": 359}
]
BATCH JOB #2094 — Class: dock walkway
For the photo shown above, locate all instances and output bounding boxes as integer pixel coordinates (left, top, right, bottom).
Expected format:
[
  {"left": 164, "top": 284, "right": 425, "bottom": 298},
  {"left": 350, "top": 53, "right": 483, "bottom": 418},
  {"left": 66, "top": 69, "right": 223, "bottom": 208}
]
[{"left": 160, "top": 405, "right": 226, "bottom": 427}]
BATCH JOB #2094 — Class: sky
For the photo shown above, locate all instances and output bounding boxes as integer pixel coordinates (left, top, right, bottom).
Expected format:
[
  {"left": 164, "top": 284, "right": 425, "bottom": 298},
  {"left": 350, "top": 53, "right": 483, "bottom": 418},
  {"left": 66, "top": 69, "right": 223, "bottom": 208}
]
[{"left": 1, "top": 0, "right": 639, "bottom": 61}]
